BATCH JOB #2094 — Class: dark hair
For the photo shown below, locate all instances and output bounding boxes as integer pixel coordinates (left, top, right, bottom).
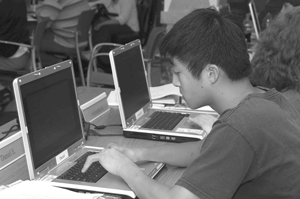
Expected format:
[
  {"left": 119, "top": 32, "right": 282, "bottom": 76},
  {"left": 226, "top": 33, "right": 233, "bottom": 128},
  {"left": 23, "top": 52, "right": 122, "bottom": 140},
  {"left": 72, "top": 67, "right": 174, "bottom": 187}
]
[
  {"left": 250, "top": 7, "right": 300, "bottom": 92},
  {"left": 284, "top": 0, "right": 300, "bottom": 6},
  {"left": 159, "top": 8, "right": 251, "bottom": 80}
]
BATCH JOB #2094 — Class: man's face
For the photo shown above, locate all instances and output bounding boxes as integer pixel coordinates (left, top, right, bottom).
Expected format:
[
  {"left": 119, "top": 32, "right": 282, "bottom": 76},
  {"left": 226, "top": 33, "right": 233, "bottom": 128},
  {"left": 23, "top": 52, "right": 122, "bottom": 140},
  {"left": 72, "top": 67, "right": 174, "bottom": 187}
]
[{"left": 171, "top": 58, "right": 208, "bottom": 109}]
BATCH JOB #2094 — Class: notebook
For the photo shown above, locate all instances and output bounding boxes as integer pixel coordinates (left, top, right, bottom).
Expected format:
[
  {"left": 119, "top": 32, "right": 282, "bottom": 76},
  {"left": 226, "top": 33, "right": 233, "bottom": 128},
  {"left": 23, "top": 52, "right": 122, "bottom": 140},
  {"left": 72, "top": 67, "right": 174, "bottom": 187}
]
[
  {"left": 249, "top": 0, "right": 261, "bottom": 40},
  {"left": 109, "top": 39, "right": 218, "bottom": 143},
  {"left": 12, "top": 60, "right": 165, "bottom": 199}
]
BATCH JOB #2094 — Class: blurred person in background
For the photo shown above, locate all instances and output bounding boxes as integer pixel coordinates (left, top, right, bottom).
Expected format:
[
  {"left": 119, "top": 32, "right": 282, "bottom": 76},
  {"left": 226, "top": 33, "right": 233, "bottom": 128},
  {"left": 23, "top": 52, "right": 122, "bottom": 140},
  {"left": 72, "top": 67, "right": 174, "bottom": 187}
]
[
  {"left": 251, "top": 6, "right": 300, "bottom": 115},
  {"left": 36, "top": 0, "right": 90, "bottom": 62},
  {"left": 0, "top": 0, "right": 31, "bottom": 72}
]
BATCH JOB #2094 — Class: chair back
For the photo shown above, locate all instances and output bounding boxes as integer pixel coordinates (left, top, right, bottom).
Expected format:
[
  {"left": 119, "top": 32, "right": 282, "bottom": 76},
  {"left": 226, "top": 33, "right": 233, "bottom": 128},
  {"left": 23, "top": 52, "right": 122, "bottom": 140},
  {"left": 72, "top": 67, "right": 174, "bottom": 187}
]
[
  {"left": 32, "top": 18, "right": 49, "bottom": 53},
  {"left": 77, "top": 9, "right": 97, "bottom": 44},
  {"left": 86, "top": 43, "right": 122, "bottom": 87},
  {"left": 137, "top": 0, "right": 152, "bottom": 45},
  {"left": 31, "top": 18, "right": 49, "bottom": 69},
  {"left": 143, "top": 26, "right": 166, "bottom": 60}
]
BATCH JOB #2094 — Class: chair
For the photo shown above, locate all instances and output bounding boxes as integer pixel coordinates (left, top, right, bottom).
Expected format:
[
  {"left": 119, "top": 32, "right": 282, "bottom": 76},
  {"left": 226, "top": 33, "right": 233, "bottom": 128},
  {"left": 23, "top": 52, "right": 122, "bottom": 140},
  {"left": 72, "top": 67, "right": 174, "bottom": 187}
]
[
  {"left": 86, "top": 43, "right": 122, "bottom": 87},
  {"left": 86, "top": 27, "right": 166, "bottom": 88},
  {"left": 0, "top": 18, "right": 49, "bottom": 121},
  {"left": 48, "top": 9, "right": 96, "bottom": 86},
  {"left": 0, "top": 18, "right": 49, "bottom": 82},
  {"left": 143, "top": 26, "right": 166, "bottom": 86}
]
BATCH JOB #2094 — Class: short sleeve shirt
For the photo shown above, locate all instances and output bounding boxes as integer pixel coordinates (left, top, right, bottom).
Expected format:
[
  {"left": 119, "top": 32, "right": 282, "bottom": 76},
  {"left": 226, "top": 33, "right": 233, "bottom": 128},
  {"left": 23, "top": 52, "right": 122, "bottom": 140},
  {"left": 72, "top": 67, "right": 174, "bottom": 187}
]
[{"left": 176, "top": 89, "right": 300, "bottom": 199}]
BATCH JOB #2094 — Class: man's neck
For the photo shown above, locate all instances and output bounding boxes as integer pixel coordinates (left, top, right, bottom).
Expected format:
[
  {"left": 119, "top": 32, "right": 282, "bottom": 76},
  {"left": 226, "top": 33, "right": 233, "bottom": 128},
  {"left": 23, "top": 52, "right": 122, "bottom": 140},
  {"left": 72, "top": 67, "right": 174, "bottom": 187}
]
[{"left": 210, "top": 78, "right": 263, "bottom": 114}]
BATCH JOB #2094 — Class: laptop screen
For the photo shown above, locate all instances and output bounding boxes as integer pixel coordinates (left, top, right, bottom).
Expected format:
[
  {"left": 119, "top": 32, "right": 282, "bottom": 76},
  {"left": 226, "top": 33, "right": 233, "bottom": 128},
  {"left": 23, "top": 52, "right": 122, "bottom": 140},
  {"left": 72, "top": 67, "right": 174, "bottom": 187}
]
[
  {"left": 113, "top": 41, "right": 150, "bottom": 120},
  {"left": 20, "top": 67, "right": 82, "bottom": 169}
]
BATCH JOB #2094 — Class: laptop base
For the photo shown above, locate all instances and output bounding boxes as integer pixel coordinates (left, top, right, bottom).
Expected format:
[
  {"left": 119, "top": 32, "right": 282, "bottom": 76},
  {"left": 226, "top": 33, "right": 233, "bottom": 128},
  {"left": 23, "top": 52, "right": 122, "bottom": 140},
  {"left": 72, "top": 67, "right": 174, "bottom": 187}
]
[
  {"left": 61, "top": 187, "right": 134, "bottom": 199},
  {"left": 123, "top": 131, "right": 200, "bottom": 143}
]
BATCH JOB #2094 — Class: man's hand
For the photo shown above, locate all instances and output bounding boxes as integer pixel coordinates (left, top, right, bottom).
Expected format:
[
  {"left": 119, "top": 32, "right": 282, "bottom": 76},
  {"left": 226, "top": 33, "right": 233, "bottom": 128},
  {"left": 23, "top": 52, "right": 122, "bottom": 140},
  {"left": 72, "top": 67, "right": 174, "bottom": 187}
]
[
  {"left": 107, "top": 143, "right": 140, "bottom": 162},
  {"left": 189, "top": 114, "right": 218, "bottom": 134},
  {"left": 81, "top": 148, "right": 134, "bottom": 176}
]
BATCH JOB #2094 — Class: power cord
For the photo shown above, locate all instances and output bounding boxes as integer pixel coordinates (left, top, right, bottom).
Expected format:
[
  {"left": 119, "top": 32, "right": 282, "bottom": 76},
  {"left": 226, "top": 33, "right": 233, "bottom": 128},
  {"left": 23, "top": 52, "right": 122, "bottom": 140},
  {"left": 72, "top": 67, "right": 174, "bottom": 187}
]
[
  {"left": 88, "top": 122, "right": 122, "bottom": 130},
  {"left": 83, "top": 121, "right": 122, "bottom": 140},
  {"left": 0, "top": 119, "right": 20, "bottom": 142}
]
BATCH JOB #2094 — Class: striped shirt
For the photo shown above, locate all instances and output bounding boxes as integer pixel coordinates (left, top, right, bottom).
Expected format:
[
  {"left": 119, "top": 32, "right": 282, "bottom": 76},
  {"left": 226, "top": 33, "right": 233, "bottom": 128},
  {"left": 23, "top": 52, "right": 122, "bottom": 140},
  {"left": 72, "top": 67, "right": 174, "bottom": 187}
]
[{"left": 37, "top": 0, "right": 90, "bottom": 48}]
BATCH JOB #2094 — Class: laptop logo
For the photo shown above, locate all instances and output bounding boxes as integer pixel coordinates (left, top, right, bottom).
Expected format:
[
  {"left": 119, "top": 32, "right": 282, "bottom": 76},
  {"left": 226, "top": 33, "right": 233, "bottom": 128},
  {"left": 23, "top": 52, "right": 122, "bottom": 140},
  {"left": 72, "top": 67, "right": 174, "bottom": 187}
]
[
  {"left": 56, "top": 150, "right": 69, "bottom": 165},
  {"left": 135, "top": 108, "right": 144, "bottom": 120}
]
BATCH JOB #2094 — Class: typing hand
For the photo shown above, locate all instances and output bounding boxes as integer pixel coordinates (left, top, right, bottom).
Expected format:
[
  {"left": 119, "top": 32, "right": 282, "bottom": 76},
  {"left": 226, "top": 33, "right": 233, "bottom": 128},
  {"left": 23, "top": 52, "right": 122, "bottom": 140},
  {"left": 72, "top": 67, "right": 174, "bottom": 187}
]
[
  {"left": 189, "top": 114, "right": 218, "bottom": 134},
  {"left": 107, "top": 143, "right": 139, "bottom": 163},
  {"left": 81, "top": 148, "right": 133, "bottom": 176}
]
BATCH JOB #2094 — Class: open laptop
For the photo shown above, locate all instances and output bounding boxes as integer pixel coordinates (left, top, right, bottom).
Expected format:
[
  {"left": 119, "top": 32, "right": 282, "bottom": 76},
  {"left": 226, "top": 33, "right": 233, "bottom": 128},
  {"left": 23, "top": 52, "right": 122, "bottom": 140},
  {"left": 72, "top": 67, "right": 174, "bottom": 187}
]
[
  {"left": 249, "top": 0, "right": 261, "bottom": 40},
  {"left": 13, "top": 60, "right": 165, "bottom": 198},
  {"left": 109, "top": 39, "right": 218, "bottom": 143}
]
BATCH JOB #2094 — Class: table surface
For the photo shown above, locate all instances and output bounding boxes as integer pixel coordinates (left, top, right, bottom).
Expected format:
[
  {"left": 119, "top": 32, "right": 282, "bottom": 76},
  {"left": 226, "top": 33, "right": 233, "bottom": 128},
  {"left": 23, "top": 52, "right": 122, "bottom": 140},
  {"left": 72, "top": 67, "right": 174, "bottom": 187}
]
[{"left": 0, "top": 86, "right": 186, "bottom": 187}]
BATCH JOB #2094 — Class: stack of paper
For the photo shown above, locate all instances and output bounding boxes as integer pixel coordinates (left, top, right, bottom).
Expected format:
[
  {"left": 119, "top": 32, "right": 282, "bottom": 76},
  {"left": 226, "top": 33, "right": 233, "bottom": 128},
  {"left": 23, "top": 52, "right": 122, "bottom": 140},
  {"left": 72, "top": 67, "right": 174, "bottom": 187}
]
[
  {"left": 107, "top": 83, "right": 181, "bottom": 106},
  {"left": 0, "top": 180, "right": 105, "bottom": 199}
]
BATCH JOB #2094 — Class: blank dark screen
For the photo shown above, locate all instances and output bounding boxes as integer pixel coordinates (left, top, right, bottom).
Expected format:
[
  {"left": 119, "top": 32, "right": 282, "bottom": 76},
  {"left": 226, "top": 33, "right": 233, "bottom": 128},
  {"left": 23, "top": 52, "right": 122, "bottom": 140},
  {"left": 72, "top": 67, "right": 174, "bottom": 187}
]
[
  {"left": 114, "top": 44, "right": 150, "bottom": 119},
  {"left": 21, "top": 68, "right": 82, "bottom": 169}
]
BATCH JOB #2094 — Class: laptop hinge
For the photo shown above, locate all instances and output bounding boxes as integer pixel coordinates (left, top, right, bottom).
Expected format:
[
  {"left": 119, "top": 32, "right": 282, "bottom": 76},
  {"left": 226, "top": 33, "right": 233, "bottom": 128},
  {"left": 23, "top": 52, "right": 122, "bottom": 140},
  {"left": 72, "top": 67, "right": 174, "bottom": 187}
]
[
  {"left": 79, "top": 141, "right": 85, "bottom": 149},
  {"left": 37, "top": 167, "right": 50, "bottom": 180},
  {"left": 127, "top": 119, "right": 135, "bottom": 127}
]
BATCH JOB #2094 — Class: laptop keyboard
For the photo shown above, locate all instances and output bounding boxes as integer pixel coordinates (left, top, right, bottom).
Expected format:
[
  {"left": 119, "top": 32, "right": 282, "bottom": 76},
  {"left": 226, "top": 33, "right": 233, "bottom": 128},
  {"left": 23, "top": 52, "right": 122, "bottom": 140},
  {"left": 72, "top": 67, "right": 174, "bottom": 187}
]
[
  {"left": 57, "top": 151, "right": 107, "bottom": 183},
  {"left": 142, "top": 111, "right": 189, "bottom": 130}
]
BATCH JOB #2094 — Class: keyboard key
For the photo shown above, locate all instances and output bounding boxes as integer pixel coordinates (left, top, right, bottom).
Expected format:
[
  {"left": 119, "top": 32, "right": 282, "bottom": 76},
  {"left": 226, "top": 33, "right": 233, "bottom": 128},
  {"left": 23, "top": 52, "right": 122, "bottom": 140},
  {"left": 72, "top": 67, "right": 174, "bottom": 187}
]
[
  {"left": 57, "top": 151, "right": 107, "bottom": 183},
  {"left": 142, "top": 111, "right": 189, "bottom": 130}
]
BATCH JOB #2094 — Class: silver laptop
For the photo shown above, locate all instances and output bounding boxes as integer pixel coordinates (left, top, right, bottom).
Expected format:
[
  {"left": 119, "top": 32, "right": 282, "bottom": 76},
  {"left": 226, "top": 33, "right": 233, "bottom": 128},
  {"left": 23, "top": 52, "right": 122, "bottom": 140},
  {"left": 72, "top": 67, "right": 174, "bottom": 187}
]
[
  {"left": 249, "top": 0, "right": 261, "bottom": 40},
  {"left": 109, "top": 39, "right": 218, "bottom": 142},
  {"left": 13, "top": 60, "right": 165, "bottom": 198}
]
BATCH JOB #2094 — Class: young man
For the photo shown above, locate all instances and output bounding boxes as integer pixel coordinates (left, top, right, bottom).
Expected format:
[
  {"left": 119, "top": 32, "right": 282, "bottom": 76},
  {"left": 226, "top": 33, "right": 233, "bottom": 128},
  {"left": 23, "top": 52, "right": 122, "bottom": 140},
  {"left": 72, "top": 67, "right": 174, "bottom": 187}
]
[{"left": 82, "top": 8, "right": 300, "bottom": 199}]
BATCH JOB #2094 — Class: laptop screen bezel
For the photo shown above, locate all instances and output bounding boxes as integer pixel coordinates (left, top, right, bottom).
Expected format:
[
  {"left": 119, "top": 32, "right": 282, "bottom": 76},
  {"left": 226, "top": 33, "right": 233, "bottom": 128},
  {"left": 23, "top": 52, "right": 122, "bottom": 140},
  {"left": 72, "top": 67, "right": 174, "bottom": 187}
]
[
  {"left": 109, "top": 40, "right": 152, "bottom": 128},
  {"left": 13, "top": 60, "right": 86, "bottom": 179}
]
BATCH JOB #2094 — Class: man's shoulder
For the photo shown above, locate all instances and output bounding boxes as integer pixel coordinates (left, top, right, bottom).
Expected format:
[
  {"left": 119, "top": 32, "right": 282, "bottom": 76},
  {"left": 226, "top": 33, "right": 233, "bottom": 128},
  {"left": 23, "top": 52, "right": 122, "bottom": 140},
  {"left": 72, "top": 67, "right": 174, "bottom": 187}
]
[{"left": 219, "top": 88, "right": 293, "bottom": 127}]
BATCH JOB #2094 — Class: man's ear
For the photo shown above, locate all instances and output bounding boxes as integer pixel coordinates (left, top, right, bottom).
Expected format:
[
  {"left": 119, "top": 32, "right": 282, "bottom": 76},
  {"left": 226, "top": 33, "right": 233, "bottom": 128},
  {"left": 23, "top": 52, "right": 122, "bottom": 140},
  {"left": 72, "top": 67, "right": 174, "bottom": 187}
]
[{"left": 205, "top": 64, "right": 220, "bottom": 84}]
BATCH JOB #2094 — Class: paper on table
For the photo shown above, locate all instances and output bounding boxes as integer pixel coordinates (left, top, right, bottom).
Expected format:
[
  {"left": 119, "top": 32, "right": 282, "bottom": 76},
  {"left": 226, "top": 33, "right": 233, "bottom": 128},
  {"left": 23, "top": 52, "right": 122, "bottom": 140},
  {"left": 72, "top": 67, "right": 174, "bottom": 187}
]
[
  {"left": 107, "top": 83, "right": 216, "bottom": 112},
  {"left": 107, "top": 90, "right": 118, "bottom": 106},
  {"left": 149, "top": 83, "right": 181, "bottom": 100},
  {"left": 0, "top": 180, "right": 104, "bottom": 199},
  {"left": 107, "top": 83, "right": 181, "bottom": 106}
]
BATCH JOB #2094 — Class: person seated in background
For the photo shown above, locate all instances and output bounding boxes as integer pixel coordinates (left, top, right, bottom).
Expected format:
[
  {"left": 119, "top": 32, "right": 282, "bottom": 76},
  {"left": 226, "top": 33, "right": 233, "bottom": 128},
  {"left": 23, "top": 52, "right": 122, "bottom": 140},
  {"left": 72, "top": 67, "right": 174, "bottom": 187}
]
[
  {"left": 36, "top": 0, "right": 90, "bottom": 64},
  {"left": 251, "top": 6, "right": 300, "bottom": 115},
  {"left": 92, "top": 0, "right": 139, "bottom": 45},
  {"left": 81, "top": 8, "right": 300, "bottom": 199},
  {"left": 91, "top": 0, "right": 139, "bottom": 73},
  {"left": 0, "top": 0, "right": 31, "bottom": 72}
]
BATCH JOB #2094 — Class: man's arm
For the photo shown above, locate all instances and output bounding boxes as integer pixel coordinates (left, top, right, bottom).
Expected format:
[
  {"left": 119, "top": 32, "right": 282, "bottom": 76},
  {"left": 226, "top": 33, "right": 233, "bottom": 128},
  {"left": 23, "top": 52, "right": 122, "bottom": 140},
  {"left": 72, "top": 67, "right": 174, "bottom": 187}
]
[
  {"left": 82, "top": 148, "right": 200, "bottom": 199},
  {"left": 36, "top": 0, "right": 61, "bottom": 27},
  {"left": 110, "top": 140, "right": 203, "bottom": 167},
  {"left": 119, "top": 162, "right": 199, "bottom": 199}
]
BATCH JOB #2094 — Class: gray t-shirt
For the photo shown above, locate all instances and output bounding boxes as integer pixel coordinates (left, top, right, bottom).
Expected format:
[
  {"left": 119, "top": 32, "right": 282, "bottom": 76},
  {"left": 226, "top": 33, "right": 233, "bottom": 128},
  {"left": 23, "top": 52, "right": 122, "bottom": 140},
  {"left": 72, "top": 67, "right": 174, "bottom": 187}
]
[{"left": 177, "top": 88, "right": 300, "bottom": 199}]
